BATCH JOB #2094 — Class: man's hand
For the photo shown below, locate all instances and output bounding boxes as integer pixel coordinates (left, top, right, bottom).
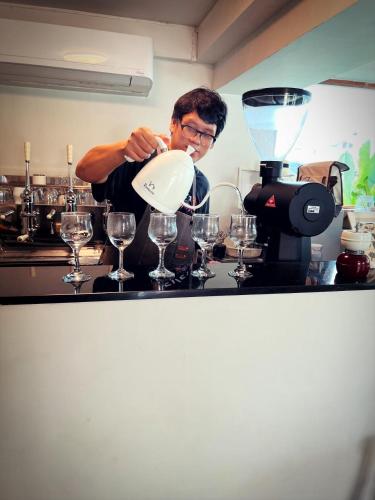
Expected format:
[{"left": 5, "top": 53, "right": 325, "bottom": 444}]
[
  {"left": 75, "top": 129, "right": 171, "bottom": 184},
  {"left": 123, "top": 127, "right": 170, "bottom": 162}
]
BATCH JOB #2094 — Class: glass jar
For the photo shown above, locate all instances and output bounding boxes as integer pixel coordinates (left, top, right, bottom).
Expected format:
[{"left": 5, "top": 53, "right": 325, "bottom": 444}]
[{"left": 336, "top": 250, "right": 370, "bottom": 281}]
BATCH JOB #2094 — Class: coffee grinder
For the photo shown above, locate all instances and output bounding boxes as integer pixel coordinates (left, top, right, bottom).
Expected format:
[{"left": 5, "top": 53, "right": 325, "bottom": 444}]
[{"left": 242, "top": 87, "right": 336, "bottom": 262}]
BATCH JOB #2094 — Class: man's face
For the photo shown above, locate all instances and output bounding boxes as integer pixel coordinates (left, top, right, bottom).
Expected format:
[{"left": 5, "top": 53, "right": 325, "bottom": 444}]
[{"left": 169, "top": 111, "right": 217, "bottom": 163}]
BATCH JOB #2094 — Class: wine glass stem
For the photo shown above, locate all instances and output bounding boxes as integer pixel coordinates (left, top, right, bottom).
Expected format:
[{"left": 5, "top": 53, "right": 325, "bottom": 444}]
[
  {"left": 118, "top": 247, "right": 124, "bottom": 271},
  {"left": 238, "top": 247, "right": 245, "bottom": 269},
  {"left": 158, "top": 246, "right": 166, "bottom": 271},
  {"left": 200, "top": 248, "right": 207, "bottom": 270},
  {"left": 73, "top": 248, "right": 81, "bottom": 274}
]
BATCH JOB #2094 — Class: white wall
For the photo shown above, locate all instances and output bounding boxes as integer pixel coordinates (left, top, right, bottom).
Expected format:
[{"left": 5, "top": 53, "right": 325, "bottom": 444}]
[
  {"left": 0, "top": 57, "right": 259, "bottom": 229},
  {"left": 291, "top": 84, "right": 375, "bottom": 165}
]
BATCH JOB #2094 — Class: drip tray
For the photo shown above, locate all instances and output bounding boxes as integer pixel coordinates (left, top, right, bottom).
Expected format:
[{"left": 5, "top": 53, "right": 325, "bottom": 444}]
[{"left": 0, "top": 244, "right": 103, "bottom": 266}]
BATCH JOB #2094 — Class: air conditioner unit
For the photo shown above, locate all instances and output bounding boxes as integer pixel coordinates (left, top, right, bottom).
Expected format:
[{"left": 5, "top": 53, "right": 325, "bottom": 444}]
[{"left": 0, "top": 18, "right": 153, "bottom": 96}]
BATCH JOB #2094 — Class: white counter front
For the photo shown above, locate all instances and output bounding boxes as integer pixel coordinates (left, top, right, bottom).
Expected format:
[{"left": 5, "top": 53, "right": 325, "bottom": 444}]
[{"left": 1, "top": 289, "right": 374, "bottom": 500}]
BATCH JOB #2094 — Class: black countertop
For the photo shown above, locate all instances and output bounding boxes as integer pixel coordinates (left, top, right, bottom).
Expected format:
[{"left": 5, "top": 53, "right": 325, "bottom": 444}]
[{"left": 0, "top": 260, "right": 374, "bottom": 305}]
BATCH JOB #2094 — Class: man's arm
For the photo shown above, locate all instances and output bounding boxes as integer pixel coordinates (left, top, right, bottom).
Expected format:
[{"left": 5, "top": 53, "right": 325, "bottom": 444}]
[{"left": 76, "top": 128, "right": 170, "bottom": 183}]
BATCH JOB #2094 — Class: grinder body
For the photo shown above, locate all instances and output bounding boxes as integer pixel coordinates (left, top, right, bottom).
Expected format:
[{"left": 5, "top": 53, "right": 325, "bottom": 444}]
[{"left": 244, "top": 163, "right": 336, "bottom": 262}]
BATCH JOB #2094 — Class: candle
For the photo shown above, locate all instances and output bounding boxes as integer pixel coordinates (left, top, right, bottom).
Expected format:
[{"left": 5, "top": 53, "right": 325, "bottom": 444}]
[
  {"left": 67, "top": 144, "right": 73, "bottom": 164},
  {"left": 24, "top": 141, "right": 31, "bottom": 162}
]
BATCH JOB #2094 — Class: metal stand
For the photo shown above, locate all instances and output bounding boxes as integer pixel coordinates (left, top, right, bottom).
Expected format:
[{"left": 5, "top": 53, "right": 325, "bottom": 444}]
[
  {"left": 18, "top": 149, "right": 39, "bottom": 242},
  {"left": 65, "top": 160, "right": 77, "bottom": 212}
]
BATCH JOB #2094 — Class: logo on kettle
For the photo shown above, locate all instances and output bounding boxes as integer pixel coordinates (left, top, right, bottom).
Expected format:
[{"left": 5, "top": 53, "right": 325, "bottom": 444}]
[{"left": 144, "top": 181, "right": 155, "bottom": 195}]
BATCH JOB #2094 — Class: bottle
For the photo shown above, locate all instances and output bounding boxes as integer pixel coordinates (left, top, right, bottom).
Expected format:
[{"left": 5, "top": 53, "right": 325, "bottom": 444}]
[{"left": 212, "top": 230, "right": 227, "bottom": 260}]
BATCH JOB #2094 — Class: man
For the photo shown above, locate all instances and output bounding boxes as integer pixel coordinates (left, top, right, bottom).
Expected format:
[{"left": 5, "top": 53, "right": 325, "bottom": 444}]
[
  {"left": 77, "top": 87, "right": 227, "bottom": 216},
  {"left": 76, "top": 87, "right": 227, "bottom": 268}
]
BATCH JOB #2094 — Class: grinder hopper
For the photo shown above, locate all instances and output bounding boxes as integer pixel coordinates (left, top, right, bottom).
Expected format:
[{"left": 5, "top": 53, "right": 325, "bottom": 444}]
[{"left": 243, "top": 87, "right": 311, "bottom": 165}]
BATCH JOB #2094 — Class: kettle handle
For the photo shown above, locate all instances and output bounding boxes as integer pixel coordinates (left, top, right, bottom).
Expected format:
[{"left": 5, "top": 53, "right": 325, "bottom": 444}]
[{"left": 124, "top": 136, "right": 168, "bottom": 163}]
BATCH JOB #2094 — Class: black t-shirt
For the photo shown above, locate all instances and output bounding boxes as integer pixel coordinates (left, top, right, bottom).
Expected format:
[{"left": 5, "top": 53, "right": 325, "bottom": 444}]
[{"left": 91, "top": 158, "right": 210, "bottom": 223}]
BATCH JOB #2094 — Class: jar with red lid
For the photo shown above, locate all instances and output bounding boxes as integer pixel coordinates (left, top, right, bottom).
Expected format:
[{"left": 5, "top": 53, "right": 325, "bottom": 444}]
[{"left": 336, "top": 230, "right": 371, "bottom": 281}]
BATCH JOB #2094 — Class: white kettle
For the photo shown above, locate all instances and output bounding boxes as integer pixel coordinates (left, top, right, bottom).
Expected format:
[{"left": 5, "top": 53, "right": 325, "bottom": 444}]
[{"left": 132, "top": 147, "right": 195, "bottom": 214}]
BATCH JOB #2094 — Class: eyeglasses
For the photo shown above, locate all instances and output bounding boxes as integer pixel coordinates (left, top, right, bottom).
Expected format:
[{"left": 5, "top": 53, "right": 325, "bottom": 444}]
[{"left": 180, "top": 123, "right": 216, "bottom": 147}]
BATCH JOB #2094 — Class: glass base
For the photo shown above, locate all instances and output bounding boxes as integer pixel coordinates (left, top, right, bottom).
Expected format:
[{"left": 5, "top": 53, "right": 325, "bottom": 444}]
[
  {"left": 62, "top": 271, "right": 91, "bottom": 283},
  {"left": 228, "top": 267, "right": 253, "bottom": 278},
  {"left": 108, "top": 268, "right": 134, "bottom": 281},
  {"left": 191, "top": 267, "right": 215, "bottom": 279},
  {"left": 149, "top": 268, "right": 175, "bottom": 279}
]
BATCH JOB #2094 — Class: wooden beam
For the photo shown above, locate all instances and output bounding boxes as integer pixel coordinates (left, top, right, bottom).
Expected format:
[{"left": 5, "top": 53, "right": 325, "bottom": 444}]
[
  {"left": 321, "top": 79, "right": 375, "bottom": 90},
  {"left": 213, "top": 0, "right": 358, "bottom": 92},
  {"left": 197, "top": 0, "right": 297, "bottom": 64}
]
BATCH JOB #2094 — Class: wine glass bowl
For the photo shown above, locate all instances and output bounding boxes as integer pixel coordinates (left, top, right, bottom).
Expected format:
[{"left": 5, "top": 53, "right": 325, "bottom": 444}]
[
  {"left": 191, "top": 214, "right": 219, "bottom": 279},
  {"left": 148, "top": 212, "right": 177, "bottom": 279},
  {"left": 228, "top": 214, "right": 257, "bottom": 278},
  {"left": 106, "top": 212, "right": 136, "bottom": 281},
  {"left": 60, "top": 212, "right": 93, "bottom": 283}
]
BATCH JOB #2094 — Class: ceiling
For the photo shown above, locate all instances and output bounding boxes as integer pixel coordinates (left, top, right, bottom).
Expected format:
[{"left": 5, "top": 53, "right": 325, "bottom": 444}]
[{"left": 4, "top": 0, "right": 218, "bottom": 26}]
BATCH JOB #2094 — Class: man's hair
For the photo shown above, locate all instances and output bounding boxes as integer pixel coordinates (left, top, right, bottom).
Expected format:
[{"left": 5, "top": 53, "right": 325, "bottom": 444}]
[{"left": 172, "top": 87, "right": 227, "bottom": 139}]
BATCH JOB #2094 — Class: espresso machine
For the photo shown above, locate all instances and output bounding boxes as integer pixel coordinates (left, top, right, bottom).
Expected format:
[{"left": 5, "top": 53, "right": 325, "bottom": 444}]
[{"left": 242, "top": 87, "right": 337, "bottom": 262}]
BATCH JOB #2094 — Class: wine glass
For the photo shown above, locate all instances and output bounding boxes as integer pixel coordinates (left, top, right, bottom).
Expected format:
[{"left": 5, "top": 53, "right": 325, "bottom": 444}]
[
  {"left": 148, "top": 212, "right": 177, "bottom": 279},
  {"left": 106, "top": 212, "right": 136, "bottom": 281},
  {"left": 191, "top": 213, "right": 219, "bottom": 278},
  {"left": 228, "top": 214, "right": 257, "bottom": 278},
  {"left": 60, "top": 212, "right": 93, "bottom": 283}
]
